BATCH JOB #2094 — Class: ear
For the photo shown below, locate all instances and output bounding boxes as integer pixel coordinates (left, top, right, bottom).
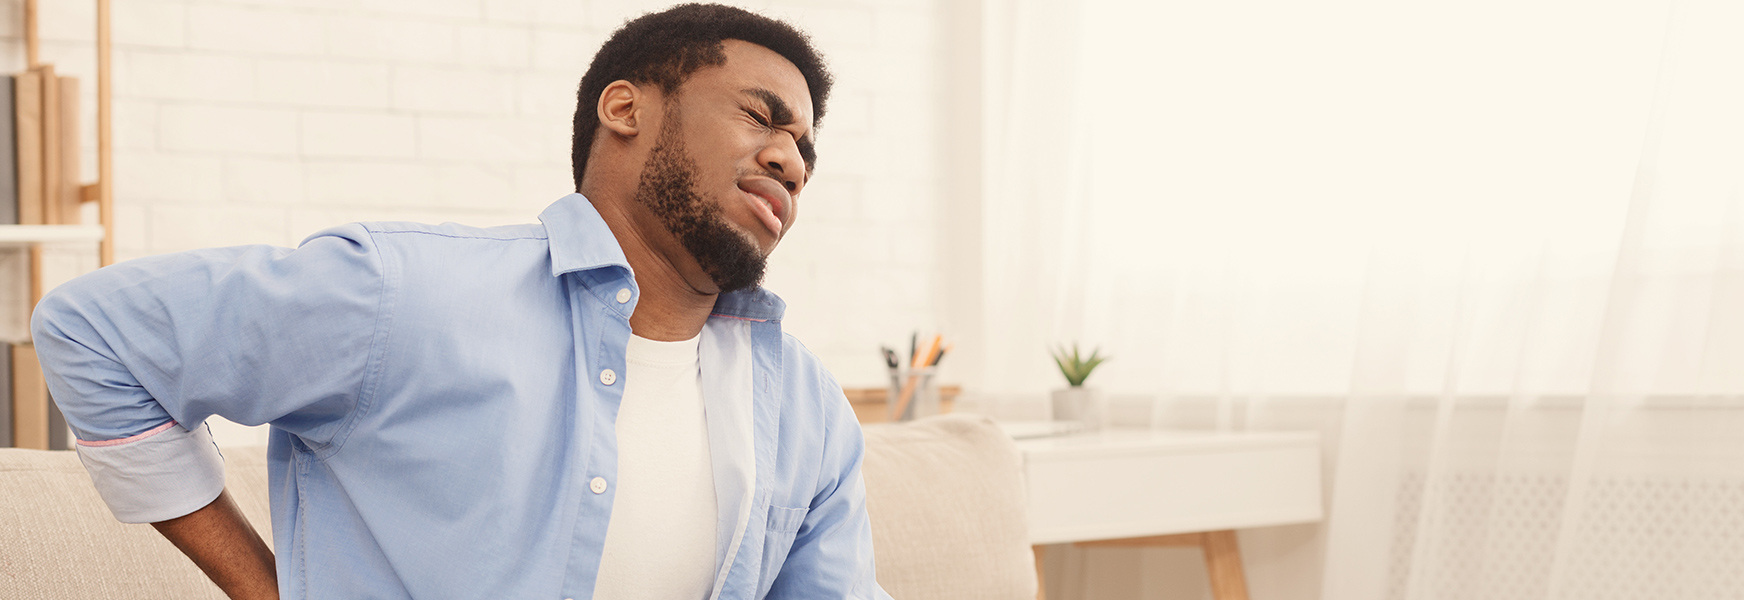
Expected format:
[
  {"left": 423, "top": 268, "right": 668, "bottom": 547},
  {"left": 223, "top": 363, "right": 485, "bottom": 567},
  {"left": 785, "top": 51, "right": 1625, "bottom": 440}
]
[{"left": 597, "top": 80, "right": 646, "bottom": 138}]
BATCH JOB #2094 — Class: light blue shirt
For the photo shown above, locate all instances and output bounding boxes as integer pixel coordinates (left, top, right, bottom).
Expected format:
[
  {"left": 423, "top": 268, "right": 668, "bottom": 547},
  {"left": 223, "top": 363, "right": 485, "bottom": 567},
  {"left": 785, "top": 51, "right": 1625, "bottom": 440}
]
[{"left": 32, "top": 193, "right": 892, "bottom": 599}]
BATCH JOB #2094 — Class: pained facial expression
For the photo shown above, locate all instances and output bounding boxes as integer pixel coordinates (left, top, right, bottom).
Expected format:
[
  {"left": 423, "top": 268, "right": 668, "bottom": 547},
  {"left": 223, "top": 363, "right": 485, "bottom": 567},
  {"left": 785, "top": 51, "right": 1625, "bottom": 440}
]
[{"left": 634, "top": 40, "right": 815, "bottom": 292}]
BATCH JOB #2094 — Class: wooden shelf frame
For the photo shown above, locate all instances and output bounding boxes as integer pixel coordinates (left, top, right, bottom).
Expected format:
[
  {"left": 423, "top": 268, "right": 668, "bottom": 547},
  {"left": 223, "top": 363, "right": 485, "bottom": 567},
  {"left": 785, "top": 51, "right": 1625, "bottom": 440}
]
[
  {"left": 12, "top": 0, "right": 114, "bottom": 315},
  {"left": 18, "top": 0, "right": 114, "bottom": 270},
  {"left": 10, "top": 1, "right": 113, "bottom": 451}
]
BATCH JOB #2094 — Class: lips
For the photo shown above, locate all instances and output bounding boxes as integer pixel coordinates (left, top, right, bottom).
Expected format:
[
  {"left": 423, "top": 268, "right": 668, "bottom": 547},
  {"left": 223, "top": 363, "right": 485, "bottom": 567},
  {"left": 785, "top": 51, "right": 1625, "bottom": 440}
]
[{"left": 736, "top": 177, "right": 790, "bottom": 237}]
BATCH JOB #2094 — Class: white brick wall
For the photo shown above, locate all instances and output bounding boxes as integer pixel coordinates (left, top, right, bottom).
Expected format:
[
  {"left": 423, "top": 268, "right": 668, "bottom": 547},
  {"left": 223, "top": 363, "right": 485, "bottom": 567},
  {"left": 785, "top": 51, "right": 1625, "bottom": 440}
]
[{"left": 7, "top": 0, "right": 956, "bottom": 444}]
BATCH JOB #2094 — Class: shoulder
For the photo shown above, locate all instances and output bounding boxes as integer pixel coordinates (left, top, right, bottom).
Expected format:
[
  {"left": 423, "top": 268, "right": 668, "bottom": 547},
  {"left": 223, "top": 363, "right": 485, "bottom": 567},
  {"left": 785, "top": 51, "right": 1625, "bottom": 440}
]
[
  {"left": 766, "top": 331, "right": 868, "bottom": 510},
  {"left": 774, "top": 332, "right": 860, "bottom": 444},
  {"left": 778, "top": 332, "right": 847, "bottom": 405},
  {"left": 308, "top": 222, "right": 552, "bottom": 277},
  {"left": 347, "top": 221, "right": 548, "bottom": 244}
]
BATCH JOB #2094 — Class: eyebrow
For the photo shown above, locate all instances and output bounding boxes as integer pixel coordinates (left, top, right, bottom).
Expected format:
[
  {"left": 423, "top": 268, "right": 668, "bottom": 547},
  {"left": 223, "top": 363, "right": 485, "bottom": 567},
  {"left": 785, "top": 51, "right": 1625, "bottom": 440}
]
[{"left": 743, "top": 87, "right": 816, "bottom": 172}]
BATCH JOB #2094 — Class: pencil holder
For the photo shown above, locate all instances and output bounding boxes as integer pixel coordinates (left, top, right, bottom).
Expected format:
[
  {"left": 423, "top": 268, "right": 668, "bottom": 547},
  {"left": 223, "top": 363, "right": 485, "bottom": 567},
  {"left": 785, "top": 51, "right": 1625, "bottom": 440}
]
[{"left": 888, "top": 367, "right": 939, "bottom": 422}]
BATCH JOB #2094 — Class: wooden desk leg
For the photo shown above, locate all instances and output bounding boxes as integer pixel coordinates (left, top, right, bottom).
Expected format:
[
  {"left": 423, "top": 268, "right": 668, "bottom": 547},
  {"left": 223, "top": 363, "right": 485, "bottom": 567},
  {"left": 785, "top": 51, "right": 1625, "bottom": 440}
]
[
  {"left": 1201, "top": 530, "right": 1250, "bottom": 600},
  {"left": 1033, "top": 544, "right": 1047, "bottom": 600}
]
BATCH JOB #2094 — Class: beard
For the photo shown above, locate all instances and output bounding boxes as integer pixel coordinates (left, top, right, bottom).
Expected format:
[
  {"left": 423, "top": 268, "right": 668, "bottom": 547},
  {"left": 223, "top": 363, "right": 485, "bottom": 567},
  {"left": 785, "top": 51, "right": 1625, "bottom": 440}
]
[{"left": 633, "top": 118, "right": 768, "bottom": 293}]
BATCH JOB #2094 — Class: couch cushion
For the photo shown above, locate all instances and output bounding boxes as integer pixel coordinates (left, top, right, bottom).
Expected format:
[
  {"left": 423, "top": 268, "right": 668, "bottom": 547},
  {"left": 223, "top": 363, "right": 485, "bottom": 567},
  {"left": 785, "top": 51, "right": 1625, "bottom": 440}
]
[
  {"left": 0, "top": 445, "right": 272, "bottom": 599},
  {"left": 6, "top": 418, "right": 1037, "bottom": 598},
  {"left": 863, "top": 414, "right": 1037, "bottom": 599}
]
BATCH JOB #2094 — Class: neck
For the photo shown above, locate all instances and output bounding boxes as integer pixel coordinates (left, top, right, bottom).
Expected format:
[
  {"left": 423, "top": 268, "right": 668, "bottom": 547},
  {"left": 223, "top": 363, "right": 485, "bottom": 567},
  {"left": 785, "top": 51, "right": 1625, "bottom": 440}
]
[{"left": 584, "top": 189, "right": 719, "bottom": 342}]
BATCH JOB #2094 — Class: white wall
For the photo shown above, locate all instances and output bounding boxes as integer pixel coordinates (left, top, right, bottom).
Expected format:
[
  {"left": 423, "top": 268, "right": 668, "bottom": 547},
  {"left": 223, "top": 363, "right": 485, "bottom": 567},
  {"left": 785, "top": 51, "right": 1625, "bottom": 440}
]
[{"left": 8, "top": 0, "right": 955, "bottom": 445}]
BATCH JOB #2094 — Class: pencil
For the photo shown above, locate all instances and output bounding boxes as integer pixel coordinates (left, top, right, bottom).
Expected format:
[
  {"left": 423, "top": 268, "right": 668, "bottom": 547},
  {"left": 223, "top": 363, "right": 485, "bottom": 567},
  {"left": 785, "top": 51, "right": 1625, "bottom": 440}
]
[{"left": 894, "top": 334, "right": 944, "bottom": 419}]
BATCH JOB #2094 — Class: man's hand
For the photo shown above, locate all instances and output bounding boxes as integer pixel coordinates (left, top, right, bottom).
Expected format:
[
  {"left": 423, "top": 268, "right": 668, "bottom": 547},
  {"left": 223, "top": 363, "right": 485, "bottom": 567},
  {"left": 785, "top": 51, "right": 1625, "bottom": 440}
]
[{"left": 152, "top": 489, "right": 279, "bottom": 600}]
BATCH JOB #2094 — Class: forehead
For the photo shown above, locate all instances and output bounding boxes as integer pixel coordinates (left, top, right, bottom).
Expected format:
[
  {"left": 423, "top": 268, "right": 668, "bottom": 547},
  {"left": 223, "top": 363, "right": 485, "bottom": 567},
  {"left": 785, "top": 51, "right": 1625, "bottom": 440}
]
[{"left": 687, "top": 40, "right": 814, "bottom": 126}]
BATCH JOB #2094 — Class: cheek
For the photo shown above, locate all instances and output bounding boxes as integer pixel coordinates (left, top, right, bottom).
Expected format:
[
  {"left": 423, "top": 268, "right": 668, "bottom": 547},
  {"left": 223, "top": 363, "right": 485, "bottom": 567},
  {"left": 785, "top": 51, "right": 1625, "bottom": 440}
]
[{"left": 686, "top": 131, "right": 760, "bottom": 178}]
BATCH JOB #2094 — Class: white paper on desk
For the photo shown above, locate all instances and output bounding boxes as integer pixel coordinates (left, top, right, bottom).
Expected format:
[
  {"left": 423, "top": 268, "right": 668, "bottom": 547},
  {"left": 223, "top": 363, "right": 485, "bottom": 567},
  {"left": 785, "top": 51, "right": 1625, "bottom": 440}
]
[{"left": 994, "top": 420, "right": 1083, "bottom": 439}]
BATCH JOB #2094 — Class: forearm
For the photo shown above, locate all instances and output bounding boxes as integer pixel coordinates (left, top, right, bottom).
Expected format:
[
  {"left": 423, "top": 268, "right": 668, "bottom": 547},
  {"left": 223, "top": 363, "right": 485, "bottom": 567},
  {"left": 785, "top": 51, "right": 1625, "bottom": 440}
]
[{"left": 152, "top": 489, "right": 279, "bottom": 600}]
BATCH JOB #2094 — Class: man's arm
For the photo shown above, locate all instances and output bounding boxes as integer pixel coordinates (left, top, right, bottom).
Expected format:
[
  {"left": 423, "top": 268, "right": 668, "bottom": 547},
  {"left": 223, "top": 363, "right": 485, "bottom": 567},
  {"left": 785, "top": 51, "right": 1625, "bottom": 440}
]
[
  {"left": 31, "top": 225, "right": 388, "bottom": 592},
  {"left": 153, "top": 489, "right": 279, "bottom": 600}
]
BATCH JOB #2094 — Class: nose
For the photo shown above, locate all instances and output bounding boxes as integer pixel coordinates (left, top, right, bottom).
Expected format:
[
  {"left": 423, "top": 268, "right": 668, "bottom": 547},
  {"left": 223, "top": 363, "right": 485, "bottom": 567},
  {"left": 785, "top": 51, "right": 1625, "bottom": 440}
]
[{"left": 756, "top": 137, "right": 806, "bottom": 196}]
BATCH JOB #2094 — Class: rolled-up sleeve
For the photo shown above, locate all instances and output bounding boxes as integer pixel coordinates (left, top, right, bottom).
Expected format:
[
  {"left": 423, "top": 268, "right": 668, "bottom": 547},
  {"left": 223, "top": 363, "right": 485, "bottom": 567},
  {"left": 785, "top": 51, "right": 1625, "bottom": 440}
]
[{"left": 31, "top": 224, "right": 391, "bottom": 523}]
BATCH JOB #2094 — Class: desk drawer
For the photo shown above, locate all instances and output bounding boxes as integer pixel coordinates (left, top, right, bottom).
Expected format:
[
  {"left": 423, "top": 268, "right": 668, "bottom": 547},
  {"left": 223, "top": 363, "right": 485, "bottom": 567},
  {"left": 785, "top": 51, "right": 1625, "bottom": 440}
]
[{"left": 1022, "top": 434, "right": 1322, "bottom": 544}]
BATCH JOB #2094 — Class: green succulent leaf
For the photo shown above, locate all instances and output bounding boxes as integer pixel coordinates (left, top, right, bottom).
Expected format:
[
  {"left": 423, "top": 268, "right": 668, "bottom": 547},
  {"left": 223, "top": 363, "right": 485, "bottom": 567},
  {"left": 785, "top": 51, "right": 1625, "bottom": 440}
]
[{"left": 1050, "top": 342, "right": 1109, "bottom": 387}]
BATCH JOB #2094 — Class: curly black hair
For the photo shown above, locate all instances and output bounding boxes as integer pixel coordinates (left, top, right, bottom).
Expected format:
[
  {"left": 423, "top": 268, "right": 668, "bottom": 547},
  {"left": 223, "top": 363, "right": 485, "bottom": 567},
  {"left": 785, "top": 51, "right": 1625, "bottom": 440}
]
[{"left": 571, "top": 3, "right": 834, "bottom": 191}]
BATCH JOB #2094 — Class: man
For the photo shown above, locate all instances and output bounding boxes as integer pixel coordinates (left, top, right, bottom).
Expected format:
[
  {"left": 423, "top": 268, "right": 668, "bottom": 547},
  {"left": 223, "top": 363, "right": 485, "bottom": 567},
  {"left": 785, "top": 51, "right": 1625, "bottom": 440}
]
[{"left": 31, "top": 4, "right": 891, "bottom": 599}]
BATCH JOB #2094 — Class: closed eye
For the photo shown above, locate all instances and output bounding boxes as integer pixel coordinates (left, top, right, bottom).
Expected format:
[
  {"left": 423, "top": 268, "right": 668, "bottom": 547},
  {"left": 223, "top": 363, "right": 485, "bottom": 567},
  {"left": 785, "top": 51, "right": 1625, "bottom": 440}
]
[{"left": 746, "top": 109, "right": 771, "bottom": 127}]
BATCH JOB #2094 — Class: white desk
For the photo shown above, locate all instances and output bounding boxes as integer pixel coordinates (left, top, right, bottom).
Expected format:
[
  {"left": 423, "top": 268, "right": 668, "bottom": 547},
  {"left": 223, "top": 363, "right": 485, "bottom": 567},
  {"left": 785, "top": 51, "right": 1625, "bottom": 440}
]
[{"left": 1005, "top": 425, "right": 1323, "bottom": 599}]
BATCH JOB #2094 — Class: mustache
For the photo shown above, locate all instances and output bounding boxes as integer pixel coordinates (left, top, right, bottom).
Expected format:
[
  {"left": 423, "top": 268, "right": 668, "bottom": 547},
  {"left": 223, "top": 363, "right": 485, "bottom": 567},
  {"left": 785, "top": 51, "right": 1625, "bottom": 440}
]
[{"left": 736, "top": 166, "right": 785, "bottom": 183}]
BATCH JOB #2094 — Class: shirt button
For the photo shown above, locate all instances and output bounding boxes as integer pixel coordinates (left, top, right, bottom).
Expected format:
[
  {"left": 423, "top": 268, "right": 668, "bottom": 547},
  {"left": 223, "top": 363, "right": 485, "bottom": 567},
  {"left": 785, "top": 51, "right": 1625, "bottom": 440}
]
[
  {"left": 590, "top": 477, "right": 608, "bottom": 494},
  {"left": 599, "top": 369, "right": 617, "bottom": 386},
  {"left": 615, "top": 288, "right": 632, "bottom": 303}
]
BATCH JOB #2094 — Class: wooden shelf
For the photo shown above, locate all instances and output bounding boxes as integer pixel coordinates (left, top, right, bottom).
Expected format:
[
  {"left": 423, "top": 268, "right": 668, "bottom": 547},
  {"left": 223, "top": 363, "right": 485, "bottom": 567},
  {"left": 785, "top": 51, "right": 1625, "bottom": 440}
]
[
  {"left": 0, "top": 224, "right": 105, "bottom": 247},
  {"left": 845, "top": 385, "right": 963, "bottom": 424}
]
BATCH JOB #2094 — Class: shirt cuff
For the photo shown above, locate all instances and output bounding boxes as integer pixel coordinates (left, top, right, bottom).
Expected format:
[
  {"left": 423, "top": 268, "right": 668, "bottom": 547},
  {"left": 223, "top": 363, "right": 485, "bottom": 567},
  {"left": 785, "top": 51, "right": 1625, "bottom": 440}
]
[{"left": 74, "top": 421, "right": 227, "bottom": 524}]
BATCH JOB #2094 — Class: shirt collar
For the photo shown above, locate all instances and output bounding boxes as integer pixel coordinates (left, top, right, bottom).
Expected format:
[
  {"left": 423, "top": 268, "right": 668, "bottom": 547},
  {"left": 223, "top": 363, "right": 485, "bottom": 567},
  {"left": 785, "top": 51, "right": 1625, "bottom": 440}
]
[
  {"left": 540, "top": 193, "right": 631, "bottom": 277},
  {"left": 709, "top": 288, "right": 786, "bottom": 322},
  {"left": 538, "top": 193, "right": 786, "bottom": 322}
]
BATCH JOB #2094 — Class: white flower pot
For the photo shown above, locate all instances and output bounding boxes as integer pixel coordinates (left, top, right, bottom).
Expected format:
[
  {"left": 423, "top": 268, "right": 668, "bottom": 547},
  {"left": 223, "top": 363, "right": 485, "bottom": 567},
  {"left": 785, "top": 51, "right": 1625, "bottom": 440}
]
[{"left": 1051, "top": 386, "right": 1105, "bottom": 430}]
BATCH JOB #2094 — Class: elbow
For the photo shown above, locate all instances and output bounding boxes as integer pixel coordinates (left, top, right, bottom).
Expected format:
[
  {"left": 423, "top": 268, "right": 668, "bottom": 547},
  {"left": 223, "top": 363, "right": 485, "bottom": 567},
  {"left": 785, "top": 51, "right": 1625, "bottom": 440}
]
[
  {"left": 29, "top": 277, "right": 112, "bottom": 371},
  {"left": 30, "top": 284, "right": 80, "bottom": 346}
]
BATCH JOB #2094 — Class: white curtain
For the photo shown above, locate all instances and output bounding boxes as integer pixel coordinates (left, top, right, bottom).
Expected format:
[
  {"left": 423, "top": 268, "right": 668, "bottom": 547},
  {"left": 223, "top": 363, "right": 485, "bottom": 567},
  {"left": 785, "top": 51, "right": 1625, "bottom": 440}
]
[{"left": 974, "top": 0, "right": 1744, "bottom": 598}]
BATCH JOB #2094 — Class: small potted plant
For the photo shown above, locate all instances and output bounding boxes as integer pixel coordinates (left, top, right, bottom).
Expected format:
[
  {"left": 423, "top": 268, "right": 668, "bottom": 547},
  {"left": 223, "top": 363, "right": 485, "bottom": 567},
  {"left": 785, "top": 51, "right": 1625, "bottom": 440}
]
[{"left": 1051, "top": 343, "right": 1108, "bottom": 429}]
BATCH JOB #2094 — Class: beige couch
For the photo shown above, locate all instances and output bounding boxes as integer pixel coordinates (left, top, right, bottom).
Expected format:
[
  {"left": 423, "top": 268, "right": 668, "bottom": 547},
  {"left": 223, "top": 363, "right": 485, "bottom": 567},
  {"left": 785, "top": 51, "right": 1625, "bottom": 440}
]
[{"left": 0, "top": 414, "right": 1034, "bottom": 599}]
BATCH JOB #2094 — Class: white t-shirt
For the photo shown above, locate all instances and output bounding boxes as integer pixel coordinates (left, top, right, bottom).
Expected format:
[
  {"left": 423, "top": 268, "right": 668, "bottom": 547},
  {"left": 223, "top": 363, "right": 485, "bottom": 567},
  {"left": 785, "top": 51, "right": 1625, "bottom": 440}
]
[{"left": 591, "top": 333, "right": 717, "bottom": 599}]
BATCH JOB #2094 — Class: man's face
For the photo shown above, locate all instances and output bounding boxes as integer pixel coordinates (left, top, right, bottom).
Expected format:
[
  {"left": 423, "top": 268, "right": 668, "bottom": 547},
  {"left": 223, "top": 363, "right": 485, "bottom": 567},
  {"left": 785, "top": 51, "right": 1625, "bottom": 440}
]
[{"left": 633, "top": 40, "right": 815, "bottom": 293}]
